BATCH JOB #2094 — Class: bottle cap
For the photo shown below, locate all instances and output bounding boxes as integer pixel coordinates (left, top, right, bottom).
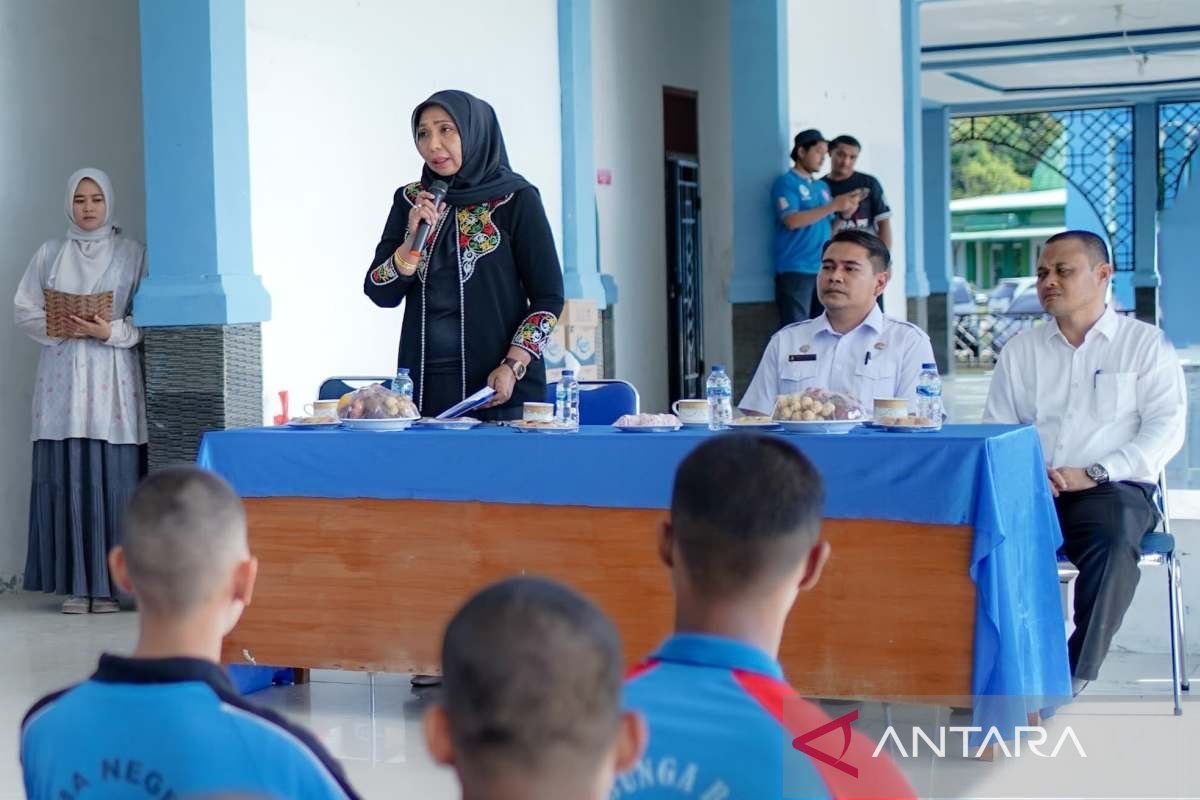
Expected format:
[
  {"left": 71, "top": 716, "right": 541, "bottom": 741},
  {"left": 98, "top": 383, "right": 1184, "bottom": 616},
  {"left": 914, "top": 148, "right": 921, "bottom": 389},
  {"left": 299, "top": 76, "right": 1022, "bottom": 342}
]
[
  {"left": 712, "top": 364, "right": 726, "bottom": 372},
  {"left": 563, "top": 370, "right": 574, "bottom": 376},
  {"left": 397, "top": 368, "right": 410, "bottom": 375},
  {"left": 921, "top": 363, "right": 937, "bottom": 370}
]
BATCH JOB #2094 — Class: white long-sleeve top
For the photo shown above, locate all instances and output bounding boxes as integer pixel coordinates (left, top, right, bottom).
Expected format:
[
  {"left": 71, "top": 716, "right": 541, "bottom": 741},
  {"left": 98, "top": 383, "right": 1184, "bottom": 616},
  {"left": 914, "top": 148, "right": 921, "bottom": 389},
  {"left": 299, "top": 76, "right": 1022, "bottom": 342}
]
[
  {"left": 982, "top": 305, "right": 1186, "bottom": 485},
  {"left": 14, "top": 238, "right": 148, "bottom": 444}
]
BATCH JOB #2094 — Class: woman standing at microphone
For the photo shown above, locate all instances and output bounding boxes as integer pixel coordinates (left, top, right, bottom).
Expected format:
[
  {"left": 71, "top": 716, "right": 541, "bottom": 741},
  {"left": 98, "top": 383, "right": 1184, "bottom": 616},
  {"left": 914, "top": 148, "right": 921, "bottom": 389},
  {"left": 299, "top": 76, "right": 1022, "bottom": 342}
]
[{"left": 365, "top": 89, "right": 564, "bottom": 420}]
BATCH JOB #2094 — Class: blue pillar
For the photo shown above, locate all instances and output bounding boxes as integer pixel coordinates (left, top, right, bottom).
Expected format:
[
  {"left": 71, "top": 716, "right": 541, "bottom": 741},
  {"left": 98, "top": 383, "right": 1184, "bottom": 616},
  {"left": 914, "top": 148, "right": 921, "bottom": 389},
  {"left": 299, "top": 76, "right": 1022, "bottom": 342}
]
[
  {"left": 901, "top": 0, "right": 928, "bottom": 300},
  {"left": 1132, "top": 102, "right": 1160, "bottom": 322},
  {"left": 922, "top": 105, "right": 952, "bottom": 294},
  {"left": 558, "top": 0, "right": 606, "bottom": 307},
  {"left": 729, "top": 0, "right": 789, "bottom": 304},
  {"left": 1160, "top": 173, "right": 1200, "bottom": 346},
  {"left": 134, "top": 0, "right": 269, "bottom": 326}
]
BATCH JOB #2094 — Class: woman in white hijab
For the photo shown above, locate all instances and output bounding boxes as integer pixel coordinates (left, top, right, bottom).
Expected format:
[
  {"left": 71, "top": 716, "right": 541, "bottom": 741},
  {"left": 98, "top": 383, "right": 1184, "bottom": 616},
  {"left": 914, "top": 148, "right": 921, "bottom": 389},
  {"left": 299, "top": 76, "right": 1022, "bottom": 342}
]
[{"left": 13, "top": 168, "right": 148, "bottom": 614}]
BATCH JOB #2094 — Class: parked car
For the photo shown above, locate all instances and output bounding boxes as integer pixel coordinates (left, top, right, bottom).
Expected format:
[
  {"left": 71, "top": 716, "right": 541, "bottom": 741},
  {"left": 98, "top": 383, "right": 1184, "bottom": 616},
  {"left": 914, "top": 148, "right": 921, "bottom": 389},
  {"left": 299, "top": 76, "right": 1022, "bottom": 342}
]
[
  {"left": 1004, "top": 282, "right": 1044, "bottom": 315},
  {"left": 951, "top": 276, "right": 981, "bottom": 316},
  {"left": 1002, "top": 277, "right": 1128, "bottom": 317},
  {"left": 987, "top": 277, "right": 1038, "bottom": 314}
]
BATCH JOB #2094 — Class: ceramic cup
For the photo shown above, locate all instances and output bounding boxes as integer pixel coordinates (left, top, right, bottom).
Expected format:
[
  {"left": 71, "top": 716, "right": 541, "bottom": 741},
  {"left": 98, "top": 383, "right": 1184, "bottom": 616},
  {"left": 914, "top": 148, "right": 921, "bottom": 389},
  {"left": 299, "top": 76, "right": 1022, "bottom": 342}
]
[
  {"left": 304, "top": 399, "right": 339, "bottom": 419},
  {"left": 523, "top": 402, "right": 555, "bottom": 422},
  {"left": 873, "top": 398, "right": 909, "bottom": 424},
  {"left": 672, "top": 399, "right": 710, "bottom": 424}
]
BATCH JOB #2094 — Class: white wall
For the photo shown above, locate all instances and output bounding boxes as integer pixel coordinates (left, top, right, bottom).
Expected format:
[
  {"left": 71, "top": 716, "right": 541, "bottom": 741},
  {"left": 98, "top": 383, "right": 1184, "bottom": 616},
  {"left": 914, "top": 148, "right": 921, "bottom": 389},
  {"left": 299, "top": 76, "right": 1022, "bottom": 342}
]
[
  {"left": 246, "top": 0, "right": 562, "bottom": 419},
  {"left": 787, "top": 0, "right": 908, "bottom": 315},
  {"left": 592, "top": 0, "right": 733, "bottom": 413},
  {"left": 0, "top": 0, "right": 145, "bottom": 586}
]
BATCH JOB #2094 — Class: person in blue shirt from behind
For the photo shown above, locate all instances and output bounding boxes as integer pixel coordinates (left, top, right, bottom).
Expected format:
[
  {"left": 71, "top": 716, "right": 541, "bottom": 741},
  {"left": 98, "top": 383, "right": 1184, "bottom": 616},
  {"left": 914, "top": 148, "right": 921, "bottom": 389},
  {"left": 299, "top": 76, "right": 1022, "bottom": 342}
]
[
  {"left": 618, "top": 435, "right": 915, "bottom": 800},
  {"left": 423, "top": 576, "right": 646, "bottom": 800},
  {"left": 20, "top": 465, "right": 359, "bottom": 800},
  {"left": 773, "top": 128, "right": 862, "bottom": 328}
]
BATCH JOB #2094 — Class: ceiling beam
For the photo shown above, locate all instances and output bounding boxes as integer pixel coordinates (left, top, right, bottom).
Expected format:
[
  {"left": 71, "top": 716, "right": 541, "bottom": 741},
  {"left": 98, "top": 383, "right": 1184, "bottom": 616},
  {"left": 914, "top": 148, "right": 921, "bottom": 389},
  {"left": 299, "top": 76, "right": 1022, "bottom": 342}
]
[
  {"left": 939, "top": 87, "right": 1200, "bottom": 116},
  {"left": 923, "top": 24, "right": 1200, "bottom": 54},
  {"left": 945, "top": 70, "right": 1200, "bottom": 95},
  {"left": 923, "top": 39, "right": 1200, "bottom": 71}
]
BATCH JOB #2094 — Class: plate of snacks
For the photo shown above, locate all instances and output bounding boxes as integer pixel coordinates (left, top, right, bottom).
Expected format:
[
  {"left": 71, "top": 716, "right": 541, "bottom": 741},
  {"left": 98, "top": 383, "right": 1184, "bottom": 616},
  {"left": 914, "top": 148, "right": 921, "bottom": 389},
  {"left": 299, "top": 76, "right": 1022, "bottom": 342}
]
[
  {"left": 417, "top": 416, "right": 482, "bottom": 431},
  {"left": 872, "top": 414, "right": 941, "bottom": 432},
  {"left": 508, "top": 419, "right": 579, "bottom": 434},
  {"left": 613, "top": 413, "right": 682, "bottom": 433},
  {"left": 773, "top": 389, "right": 867, "bottom": 434},
  {"left": 287, "top": 416, "right": 341, "bottom": 429},
  {"left": 730, "top": 416, "right": 782, "bottom": 430},
  {"left": 337, "top": 384, "right": 420, "bottom": 431}
]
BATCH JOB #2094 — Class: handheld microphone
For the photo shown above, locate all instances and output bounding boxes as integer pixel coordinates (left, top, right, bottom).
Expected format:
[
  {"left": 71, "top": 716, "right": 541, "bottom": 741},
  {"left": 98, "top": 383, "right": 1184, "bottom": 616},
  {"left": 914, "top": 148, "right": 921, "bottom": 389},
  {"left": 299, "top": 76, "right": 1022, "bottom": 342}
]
[{"left": 410, "top": 179, "right": 449, "bottom": 259}]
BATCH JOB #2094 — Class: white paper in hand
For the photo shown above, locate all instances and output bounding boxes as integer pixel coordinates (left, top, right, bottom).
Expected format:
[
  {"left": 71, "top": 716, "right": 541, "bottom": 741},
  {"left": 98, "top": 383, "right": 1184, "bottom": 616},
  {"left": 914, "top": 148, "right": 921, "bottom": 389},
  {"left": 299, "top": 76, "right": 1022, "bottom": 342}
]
[{"left": 436, "top": 386, "right": 497, "bottom": 419}]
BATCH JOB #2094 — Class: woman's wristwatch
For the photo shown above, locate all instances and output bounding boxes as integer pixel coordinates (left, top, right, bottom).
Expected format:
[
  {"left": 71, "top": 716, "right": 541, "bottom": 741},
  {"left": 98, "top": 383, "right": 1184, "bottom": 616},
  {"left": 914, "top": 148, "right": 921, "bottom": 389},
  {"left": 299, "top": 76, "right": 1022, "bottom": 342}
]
[{"left": 501, "top": 357, "right": 527, "bottom": 381}]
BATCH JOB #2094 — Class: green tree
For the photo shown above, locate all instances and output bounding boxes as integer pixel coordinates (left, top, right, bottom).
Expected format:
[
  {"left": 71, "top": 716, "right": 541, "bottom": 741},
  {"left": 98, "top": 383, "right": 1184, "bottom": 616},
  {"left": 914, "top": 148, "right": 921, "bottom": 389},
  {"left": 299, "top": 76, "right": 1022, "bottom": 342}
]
[
  {"left": 950, "top": 113, "right": 1067, "bottom": 199},
  {"left": 951, "top": 141, "right": 1030, "bottom": 199}
]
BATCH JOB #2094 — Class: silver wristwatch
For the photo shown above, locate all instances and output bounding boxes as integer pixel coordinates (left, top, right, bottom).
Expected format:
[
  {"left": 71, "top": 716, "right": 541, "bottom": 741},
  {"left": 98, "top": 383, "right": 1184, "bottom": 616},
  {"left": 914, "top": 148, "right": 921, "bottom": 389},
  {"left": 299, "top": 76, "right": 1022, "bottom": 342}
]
[{"left": 1085, "top": 463, "right": 1109, "bottom": 484}]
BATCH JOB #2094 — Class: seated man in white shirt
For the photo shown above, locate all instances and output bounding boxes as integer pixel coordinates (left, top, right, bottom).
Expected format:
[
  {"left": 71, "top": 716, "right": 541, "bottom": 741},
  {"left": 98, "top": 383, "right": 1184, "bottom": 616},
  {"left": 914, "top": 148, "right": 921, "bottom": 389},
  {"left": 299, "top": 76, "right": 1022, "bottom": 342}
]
[
  {"left": 983, "top": 230, "right": 1187, "bottom": 696},
  {"left": 741, "top": 229, "right": 935, "bottom": 416}
]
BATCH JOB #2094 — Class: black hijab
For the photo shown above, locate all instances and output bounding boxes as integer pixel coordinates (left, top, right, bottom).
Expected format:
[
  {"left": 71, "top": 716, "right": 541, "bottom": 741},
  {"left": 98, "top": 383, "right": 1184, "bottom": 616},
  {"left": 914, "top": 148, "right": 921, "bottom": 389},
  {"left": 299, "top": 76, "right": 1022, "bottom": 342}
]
[{"left": 412, "top": 90, "right": 533, "bottom": 207}]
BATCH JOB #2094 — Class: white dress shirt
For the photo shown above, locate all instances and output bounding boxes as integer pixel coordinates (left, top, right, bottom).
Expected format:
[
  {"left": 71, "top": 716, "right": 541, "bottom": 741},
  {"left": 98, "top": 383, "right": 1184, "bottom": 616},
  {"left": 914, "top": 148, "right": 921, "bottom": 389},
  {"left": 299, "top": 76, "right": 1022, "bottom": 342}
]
[
  {"left": 982, "top": 305, "right": 1186, "bottom": 485},
  {"left": 740, "top": 305, "right": 936, "bottom": 415}
]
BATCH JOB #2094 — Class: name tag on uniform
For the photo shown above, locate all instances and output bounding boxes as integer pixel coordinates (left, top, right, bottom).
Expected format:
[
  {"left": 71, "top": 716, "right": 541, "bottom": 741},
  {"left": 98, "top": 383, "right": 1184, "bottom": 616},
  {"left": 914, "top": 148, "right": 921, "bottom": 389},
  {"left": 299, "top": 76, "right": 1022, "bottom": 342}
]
[{"left": 788, "top": 354, "right": 817, "bottom": 362}]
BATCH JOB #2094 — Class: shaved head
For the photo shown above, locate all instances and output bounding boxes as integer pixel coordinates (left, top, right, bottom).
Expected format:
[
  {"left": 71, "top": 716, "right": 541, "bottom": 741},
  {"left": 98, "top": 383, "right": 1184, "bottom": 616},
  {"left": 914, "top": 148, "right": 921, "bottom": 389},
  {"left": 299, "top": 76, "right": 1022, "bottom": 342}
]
[
  {"left": 1044, "top": 230, "right": 1110, "bottom": 267},
  {"left": 670, "top": 434, "right": 824, "bottom": 598},
  {"left": 439, "top": 577, "right": 624, "bottom": 777},
  {"left": 122, "top": 466, "right": 248, "bottom": 615}
]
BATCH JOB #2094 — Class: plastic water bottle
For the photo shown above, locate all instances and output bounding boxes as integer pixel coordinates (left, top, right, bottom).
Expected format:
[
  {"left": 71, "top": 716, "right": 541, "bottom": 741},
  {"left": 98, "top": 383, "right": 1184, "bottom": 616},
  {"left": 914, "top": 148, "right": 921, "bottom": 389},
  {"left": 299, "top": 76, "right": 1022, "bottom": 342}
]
[
  {"left": 706, "top": 365, "right": 733, "bottom": 431},
  {"left": 391, "top": 367, "right": 413, "bottom": 398},
  {"left": 916, "top": 362, "right": 943, "bottom": 429},
  {"left": 556, "top": 370, "right": 580, "bottom": 426}
]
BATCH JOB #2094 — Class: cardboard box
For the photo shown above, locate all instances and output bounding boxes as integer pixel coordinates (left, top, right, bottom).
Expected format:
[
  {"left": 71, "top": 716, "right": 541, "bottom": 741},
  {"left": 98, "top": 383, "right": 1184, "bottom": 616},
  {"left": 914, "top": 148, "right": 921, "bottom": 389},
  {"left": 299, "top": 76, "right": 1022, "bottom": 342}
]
[
  {"left": 560, "top": 299, "right": 599, "bottom": 328},
  {"left": 543, "top": 325, "right": 567, "bottom": 371},
  {"left": 549, "top": 364, "right": 599, "bottom": 384},
  {"left": 566, "top": 324, "right": 598, "bottom": 368}
]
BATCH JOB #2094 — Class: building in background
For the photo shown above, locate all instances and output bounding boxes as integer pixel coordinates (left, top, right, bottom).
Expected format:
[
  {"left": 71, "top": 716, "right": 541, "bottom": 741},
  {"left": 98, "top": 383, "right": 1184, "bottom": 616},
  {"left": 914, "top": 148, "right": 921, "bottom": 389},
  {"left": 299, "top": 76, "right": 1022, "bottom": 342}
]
[{"left": 951, "top": 187, "right": 1065, "bottom": 290}]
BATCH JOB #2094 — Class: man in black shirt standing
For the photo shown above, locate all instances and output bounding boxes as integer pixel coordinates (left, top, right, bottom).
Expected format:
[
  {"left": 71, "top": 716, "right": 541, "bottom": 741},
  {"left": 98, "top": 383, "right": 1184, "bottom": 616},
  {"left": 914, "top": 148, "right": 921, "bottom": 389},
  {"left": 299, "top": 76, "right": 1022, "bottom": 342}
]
[{"left": 823, "top": 135, "right": 892, "bottom": 250}]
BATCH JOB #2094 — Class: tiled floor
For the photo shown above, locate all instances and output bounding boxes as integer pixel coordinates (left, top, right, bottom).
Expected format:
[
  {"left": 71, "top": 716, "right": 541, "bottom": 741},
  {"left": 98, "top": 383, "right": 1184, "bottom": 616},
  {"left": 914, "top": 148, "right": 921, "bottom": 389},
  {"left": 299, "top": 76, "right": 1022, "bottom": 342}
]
[{"left": 2, "top": 591, "right": 1197, "bottom": 799}]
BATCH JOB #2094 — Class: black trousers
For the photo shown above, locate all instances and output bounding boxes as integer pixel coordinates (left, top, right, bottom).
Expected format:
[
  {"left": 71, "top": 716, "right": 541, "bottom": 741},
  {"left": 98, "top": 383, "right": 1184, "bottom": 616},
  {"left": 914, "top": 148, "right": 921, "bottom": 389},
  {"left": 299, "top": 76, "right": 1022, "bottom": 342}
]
[
  {"left": 775, "top": 272, "right": 823, "bottom": 328},
  {"left": 1056, "top": 481, "right": 1158, "bottom": 680}
]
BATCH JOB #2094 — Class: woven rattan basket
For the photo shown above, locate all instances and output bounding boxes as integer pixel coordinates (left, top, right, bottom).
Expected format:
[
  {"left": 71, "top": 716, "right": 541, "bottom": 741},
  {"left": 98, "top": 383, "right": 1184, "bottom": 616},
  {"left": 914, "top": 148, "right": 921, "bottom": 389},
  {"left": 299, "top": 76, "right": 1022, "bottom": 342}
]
[{"left": 44, "top": 290, "right": 113, "bottom": 338}]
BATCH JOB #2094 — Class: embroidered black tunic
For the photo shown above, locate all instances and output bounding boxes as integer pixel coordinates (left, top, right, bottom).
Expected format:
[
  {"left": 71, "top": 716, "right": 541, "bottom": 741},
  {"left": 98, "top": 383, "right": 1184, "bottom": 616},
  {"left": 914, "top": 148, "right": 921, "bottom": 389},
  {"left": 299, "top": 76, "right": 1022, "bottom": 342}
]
[{"left": 365, "top": 182, "right": 564, "bottom": 419}]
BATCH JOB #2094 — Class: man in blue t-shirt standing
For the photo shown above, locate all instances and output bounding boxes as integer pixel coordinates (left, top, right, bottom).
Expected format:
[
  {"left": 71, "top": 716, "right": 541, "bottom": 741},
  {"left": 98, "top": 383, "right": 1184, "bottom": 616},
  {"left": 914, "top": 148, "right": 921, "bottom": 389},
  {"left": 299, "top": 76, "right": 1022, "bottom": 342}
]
[{"left": 772, "top": 128, "right": 861, "bottom": 327}]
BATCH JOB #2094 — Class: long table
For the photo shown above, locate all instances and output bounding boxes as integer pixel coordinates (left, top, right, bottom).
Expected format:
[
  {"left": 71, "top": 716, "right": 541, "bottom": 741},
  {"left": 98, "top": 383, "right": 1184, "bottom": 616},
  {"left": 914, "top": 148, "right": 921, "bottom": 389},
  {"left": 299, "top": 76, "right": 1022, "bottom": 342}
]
[{"left": 198, "top": 423, "right": 1071, "bottom": 737}]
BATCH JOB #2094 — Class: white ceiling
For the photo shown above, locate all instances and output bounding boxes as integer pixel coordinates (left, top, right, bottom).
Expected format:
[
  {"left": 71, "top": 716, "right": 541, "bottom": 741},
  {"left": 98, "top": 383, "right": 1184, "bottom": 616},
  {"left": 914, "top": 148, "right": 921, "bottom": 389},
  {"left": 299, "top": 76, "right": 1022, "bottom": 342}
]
[{"left": 921, "top": 0, "right": 1200, "bottom": 108}]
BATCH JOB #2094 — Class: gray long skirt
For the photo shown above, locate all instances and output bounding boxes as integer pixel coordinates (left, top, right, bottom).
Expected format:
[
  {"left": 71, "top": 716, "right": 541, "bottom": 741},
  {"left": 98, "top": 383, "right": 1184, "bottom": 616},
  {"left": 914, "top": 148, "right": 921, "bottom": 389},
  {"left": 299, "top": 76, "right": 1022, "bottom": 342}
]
[{"left": 23, "top": 439, "right": 146, "bottom": 598}]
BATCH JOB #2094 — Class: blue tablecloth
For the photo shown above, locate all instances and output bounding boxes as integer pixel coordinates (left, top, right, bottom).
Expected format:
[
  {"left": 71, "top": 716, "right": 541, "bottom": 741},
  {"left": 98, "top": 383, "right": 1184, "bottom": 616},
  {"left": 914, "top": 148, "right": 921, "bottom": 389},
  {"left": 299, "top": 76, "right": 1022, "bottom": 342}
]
[{"left": 199, "top": 423, "right": 1071, "bottom": 738}]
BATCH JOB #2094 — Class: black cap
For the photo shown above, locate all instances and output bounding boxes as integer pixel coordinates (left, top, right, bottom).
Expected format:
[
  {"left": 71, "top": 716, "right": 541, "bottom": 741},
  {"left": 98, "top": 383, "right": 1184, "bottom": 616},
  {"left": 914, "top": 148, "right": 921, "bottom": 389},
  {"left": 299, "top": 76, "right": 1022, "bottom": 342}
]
[
  {"left": 791, "top": 128, "right": 826, "bottom": 161},
  {"left": 793, "top": 128, "right": 826, "bottom": 150}
]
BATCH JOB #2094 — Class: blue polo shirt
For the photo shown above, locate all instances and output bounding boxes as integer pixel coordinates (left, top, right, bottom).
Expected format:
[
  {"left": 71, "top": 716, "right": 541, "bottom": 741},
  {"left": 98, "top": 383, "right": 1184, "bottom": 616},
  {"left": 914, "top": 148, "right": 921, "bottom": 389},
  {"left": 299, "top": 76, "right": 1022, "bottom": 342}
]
[
  {"left": 772, "top": 170, "right": 833, "bottom": 275},
  {"left": 21, "top": 654, "right": 359, "bottom": 800},
  {"left": 616, "top": 634, "right": 914, "bottom": 800}
]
